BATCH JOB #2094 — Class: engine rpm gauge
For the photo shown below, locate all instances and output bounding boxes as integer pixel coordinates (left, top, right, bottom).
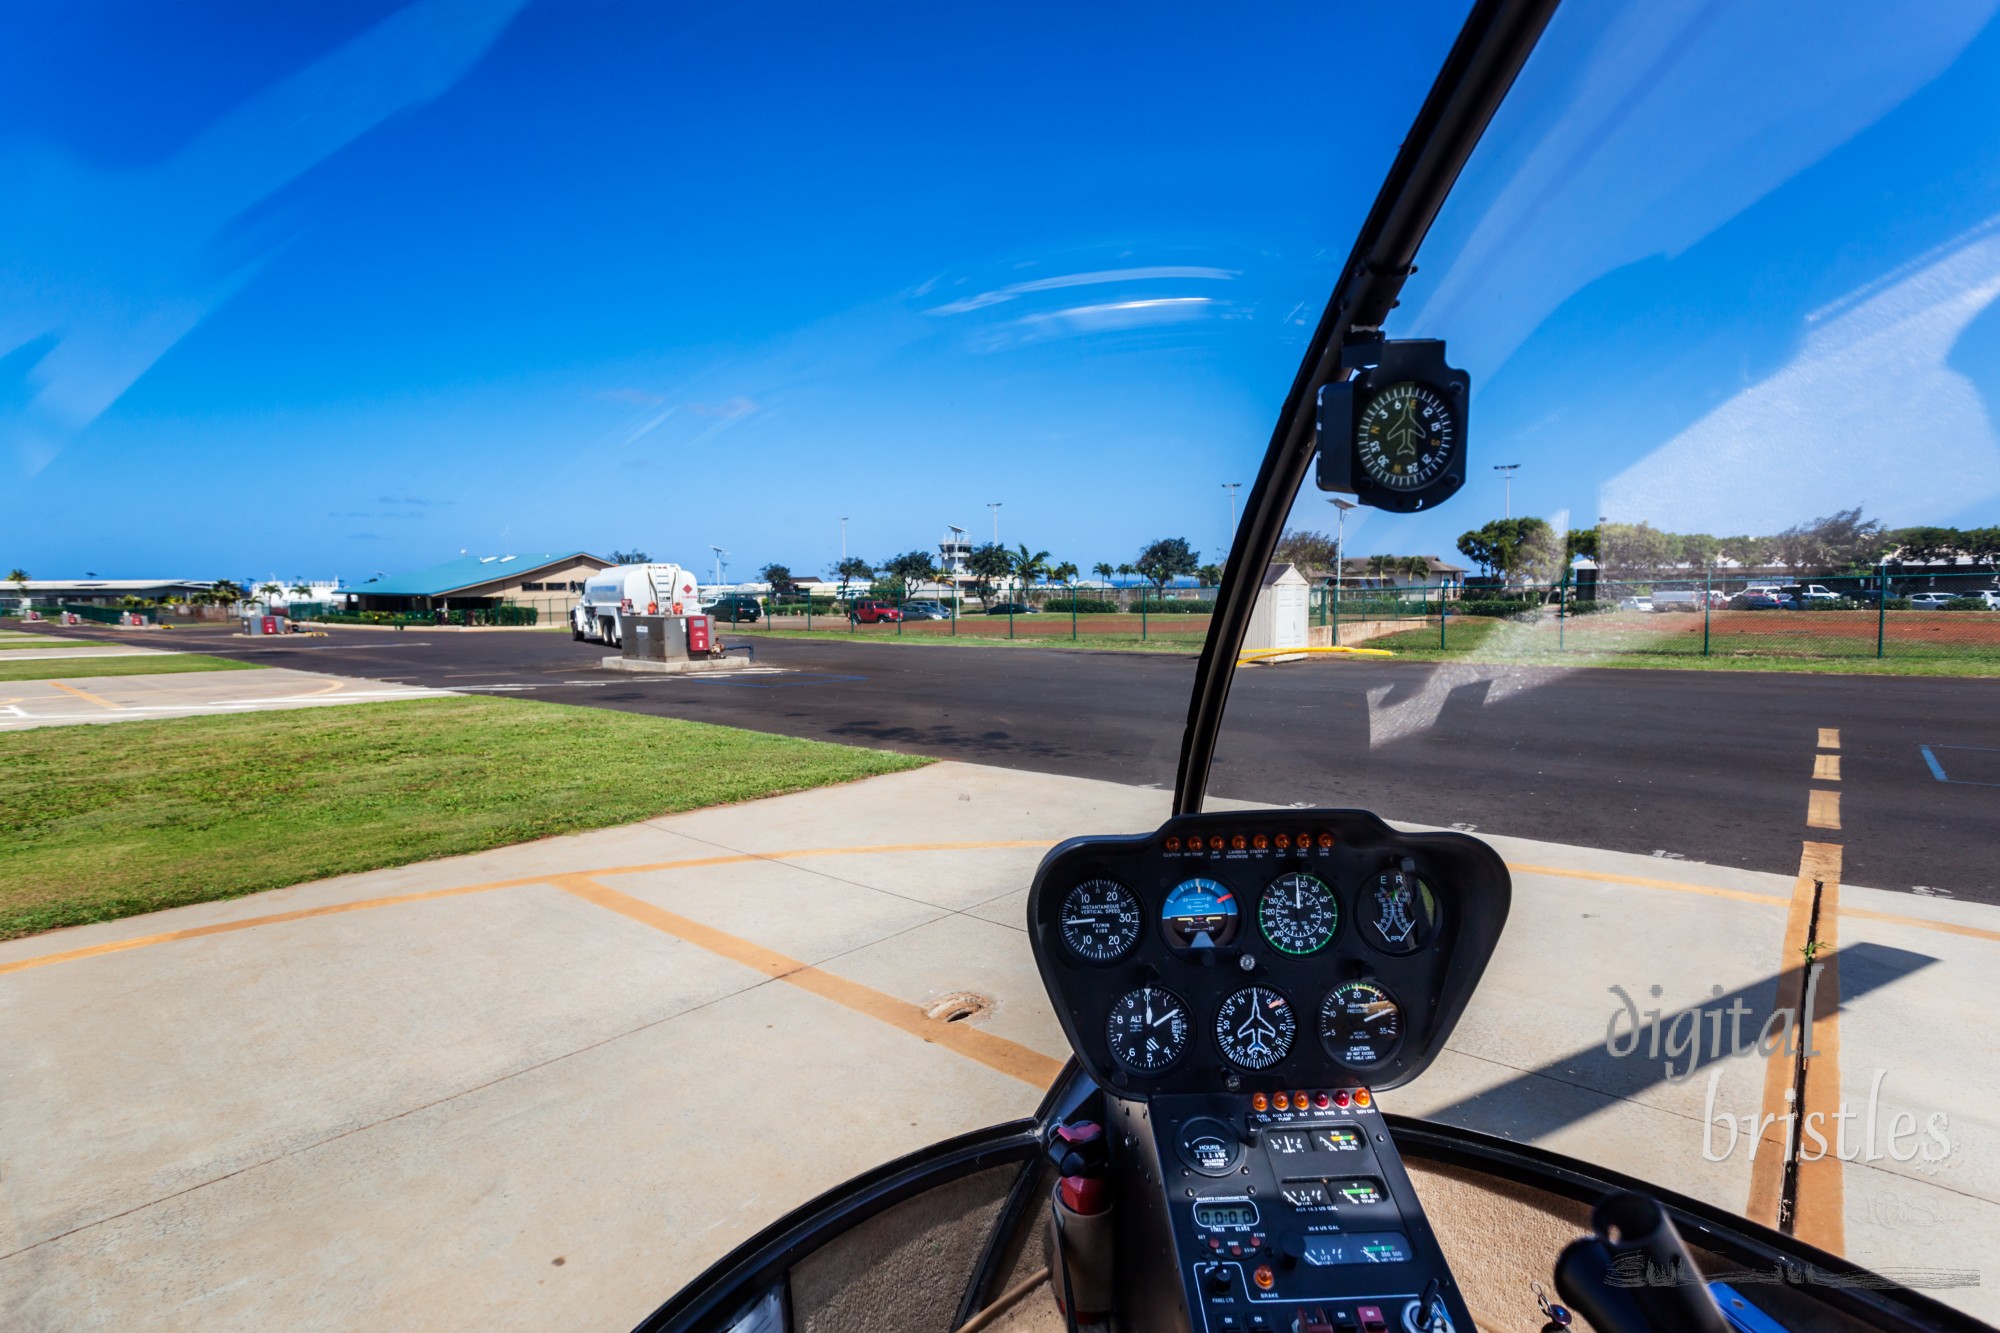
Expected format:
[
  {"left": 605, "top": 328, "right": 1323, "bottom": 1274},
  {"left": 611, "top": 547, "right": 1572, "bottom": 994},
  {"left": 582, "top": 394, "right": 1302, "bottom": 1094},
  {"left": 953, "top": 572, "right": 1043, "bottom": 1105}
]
[
  {"left": 1259, "top": 872, "right": 1339, "bottom": 956},
  {"left": 1214, "top": 986, "right": 1296, "bottom": 1070},
  {"left": 1360, "top": 864, "right": 1440, "bottom": 956},
  {"left": 1319, "top": 980, "right": 1403, "bottom": 1067},
  {"left": 1058, "top": 879, "right": 1141, "bottom": 963},
  {"left": 1161, "top": 878, "right": 1239, "bottom": 949},
  {"left": 1106, "top": 985, "right": 1191, "bottom": 1075}
]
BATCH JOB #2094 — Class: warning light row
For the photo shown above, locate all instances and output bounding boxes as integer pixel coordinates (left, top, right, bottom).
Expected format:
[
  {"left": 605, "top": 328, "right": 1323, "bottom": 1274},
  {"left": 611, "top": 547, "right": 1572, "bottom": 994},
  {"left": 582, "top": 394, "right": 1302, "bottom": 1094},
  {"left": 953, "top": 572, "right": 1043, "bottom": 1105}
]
[
  {"left": 1251, "top": 1087, "right": 1371, "bottom": 1112},
  {"left": 1165, "top": 831, "right": 1337, "bottom": 853}
]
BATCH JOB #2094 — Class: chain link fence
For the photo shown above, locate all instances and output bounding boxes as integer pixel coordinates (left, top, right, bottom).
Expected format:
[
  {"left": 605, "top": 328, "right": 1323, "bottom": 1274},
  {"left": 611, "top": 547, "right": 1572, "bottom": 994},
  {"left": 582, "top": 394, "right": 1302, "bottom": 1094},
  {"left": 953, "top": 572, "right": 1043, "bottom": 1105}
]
[{"left": 1340, "top": 569, "right": 2000, "bottom": 665}]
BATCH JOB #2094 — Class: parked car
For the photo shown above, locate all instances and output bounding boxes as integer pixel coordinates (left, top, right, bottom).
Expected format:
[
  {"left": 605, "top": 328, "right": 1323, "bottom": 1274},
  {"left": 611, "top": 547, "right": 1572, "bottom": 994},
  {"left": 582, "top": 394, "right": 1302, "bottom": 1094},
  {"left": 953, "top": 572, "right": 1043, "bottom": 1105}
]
[
  {"left": 1953, "top": 589, "right": 2000, "bottom": 609},
  {"left": 1617, "top": 595, "right": 1653, "bottom": 612},
  {"left": 984, "top": 602, "right": 1039, "bottom": 616},
  {"left": 1907, "top": 591, "right": 1958, "bottom": 610},
  {"left": 848, "top": 599, "right": 904, "bottom": 623},
  {"left": 1648, "top": 590, "right": 1700, "bottom": 612},
  {"left": 900, "top": 600, "right": 951, "bottom": 620},
  {"left": 1777, "top": 583, "right": 1840, "bottom": 605},
  {"left": 1728, "top": 591, "right": 1789, "bottom": 610},
  {"left": 702, "top": 593, "right": 762, "bottom": 622}
]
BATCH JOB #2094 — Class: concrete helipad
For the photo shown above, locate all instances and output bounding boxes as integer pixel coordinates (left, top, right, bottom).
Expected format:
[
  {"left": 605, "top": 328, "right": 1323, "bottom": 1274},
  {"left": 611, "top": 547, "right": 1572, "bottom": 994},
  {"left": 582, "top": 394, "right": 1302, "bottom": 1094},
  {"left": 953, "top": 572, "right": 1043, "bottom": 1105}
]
[
  {"left": 2, "top": 761, "right": 1995, "bottom": 1328},
  {"left": 0, "top": 666, "right": 454, "bottom": 729}
]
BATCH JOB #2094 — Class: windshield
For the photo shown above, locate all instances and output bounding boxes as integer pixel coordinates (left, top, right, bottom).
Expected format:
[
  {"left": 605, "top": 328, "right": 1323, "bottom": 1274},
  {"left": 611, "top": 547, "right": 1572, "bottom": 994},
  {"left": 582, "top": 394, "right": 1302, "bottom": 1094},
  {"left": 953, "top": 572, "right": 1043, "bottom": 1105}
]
[
  {"left": 1212, "top": 0, "right": 2000, "bottom": 1315},
  {"left": 10, "top": 1, "right": 2000, "bottom": 1325}
]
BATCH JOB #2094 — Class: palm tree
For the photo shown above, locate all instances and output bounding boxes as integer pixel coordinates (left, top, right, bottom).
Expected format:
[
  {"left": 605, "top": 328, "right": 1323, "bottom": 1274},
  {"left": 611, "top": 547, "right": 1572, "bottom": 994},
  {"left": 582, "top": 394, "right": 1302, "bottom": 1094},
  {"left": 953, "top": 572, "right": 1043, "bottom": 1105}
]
[
  {"left": 1011, "top": 544, "right": 1050, "bottom": 604},
  {"left": 257, "top": 582, "right": 284, "bottom": 608},
  {"left": 1092, "top": 561, "right": 1115, "bottom": 583}
]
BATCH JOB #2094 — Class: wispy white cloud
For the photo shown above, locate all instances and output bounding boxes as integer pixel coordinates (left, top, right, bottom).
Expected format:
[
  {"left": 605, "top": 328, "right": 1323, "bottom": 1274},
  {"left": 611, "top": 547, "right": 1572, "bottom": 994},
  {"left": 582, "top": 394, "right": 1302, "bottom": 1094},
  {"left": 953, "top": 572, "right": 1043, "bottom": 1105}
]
[
  {"left": 3, "top": 0, "right": 528, "bottom": 482},
  {"left": 1603, "top": 220, "right": 2000, "bottom": 531},
  {"left": 926, "top": 265, "right": 1238, "bottom": 315}
]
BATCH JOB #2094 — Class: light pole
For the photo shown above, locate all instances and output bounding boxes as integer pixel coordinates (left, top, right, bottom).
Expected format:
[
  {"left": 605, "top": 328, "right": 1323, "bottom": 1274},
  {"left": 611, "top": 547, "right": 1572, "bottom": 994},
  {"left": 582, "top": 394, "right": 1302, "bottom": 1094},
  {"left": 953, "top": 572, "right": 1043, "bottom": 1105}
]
[
  {"left": 1222, "top": 482, "right": 1242, "bottom": 542},
  {"left": 840, "top": 517, "right": 849, "bottom": 561},
  {"left": 710, "top": 546, "right": 727, "bottom": 586},
  {"left": 947, "top": 525, "right": 966, "bottom": 617},
  {"left": 1494, "top": 464, "right": 1521, "bottom": 518},
  {"left": 1328, "top": 498, "right": 1356, "bottom": 595},
  {"left": 988, "top": 502, "right": 1002, "bottom": 544}
]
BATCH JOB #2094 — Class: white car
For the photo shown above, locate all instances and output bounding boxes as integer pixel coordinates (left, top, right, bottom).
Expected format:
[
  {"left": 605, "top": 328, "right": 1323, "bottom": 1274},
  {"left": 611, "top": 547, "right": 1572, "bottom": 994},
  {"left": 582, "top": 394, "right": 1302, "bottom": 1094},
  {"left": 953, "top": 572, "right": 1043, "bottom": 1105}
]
[
  {"left": 1618, "top": 595, "right": 1653, "bottom": 612},
  {"left": 1908, "top": 592, "right": 1957, "bottom": 609}
]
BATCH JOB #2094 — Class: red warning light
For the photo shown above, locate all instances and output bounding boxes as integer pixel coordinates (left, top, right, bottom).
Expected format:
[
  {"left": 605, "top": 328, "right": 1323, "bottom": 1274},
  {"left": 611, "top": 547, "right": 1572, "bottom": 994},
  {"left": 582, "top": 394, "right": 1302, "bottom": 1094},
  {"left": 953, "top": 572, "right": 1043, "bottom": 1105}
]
[
  {"left": 1208, "top": 835, "right": 1225, "bottom": 852},
  {"left": 1165, "top": 836, "right": 1181, "bottom": 851},
  {"left": 1230, "top": 835, "right": 1247, "bottom": 851},
  {"left": 1274, "top": 834, "right": 1291, "bottom": 849},
  {"left": 1317, "top": 832, "right": 1336, "bottom": 849},
  {"left": 1251, "top": 834, "right": 1269, "bottom": 850}
]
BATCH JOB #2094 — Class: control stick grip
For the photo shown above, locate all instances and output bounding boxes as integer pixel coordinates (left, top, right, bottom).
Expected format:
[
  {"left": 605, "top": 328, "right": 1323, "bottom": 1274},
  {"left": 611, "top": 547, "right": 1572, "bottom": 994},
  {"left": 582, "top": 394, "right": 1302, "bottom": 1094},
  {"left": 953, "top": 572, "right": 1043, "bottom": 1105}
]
[{"left": 1555, "top": 1192, "right": 1729, "bottom": 1333}]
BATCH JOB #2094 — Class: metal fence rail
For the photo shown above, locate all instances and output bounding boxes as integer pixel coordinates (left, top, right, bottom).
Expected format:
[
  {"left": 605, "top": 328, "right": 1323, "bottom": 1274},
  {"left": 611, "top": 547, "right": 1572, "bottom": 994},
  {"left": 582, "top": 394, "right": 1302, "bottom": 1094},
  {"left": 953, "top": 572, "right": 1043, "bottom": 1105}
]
[{"left": 1334, "top": 569, "right": 2000, "bottom": 664}]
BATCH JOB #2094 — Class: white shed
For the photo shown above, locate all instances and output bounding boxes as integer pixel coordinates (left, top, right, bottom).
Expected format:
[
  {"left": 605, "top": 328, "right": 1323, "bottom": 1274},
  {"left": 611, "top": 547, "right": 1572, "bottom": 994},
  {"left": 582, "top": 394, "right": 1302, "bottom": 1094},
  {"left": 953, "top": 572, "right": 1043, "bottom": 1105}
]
[{"left": 1244, "top": 563, "right": 1311, "bottom": 652}]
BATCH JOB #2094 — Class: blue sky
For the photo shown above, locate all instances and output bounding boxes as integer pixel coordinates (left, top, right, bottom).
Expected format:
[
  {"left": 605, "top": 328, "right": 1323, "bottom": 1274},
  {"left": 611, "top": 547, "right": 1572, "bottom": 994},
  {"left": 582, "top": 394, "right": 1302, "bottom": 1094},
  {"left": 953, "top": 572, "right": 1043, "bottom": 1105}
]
[{"left": 8, "top": 1, "right": 2000, "bottom": 583}]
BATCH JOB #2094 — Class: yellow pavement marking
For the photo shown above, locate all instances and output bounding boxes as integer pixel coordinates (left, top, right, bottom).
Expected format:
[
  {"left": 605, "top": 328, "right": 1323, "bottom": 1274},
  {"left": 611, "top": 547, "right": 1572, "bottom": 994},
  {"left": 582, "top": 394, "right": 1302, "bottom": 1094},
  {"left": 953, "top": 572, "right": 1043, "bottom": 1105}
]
[
  {"left": 1818, "top": 728, "right": 1839, "bottom": 750},
  {"left": 47, "top": 681, "right": 121, "bottom": 710},
  {"left": 553, "top": 874, "right": 1063, "bottom": 1088},
  {"left": 1813, "top": 754, "right": 1840, "bottom": 782},
  {"left": 1746, "top": 841, "right": 1845, "bottom": 1253},
  {"left": 0, "top": 840, "right": 1054, "bottom": 976},
  {"left": 1508, "top": 862, "right": 1782, "bottom": 908},
  {"left": 1807, "top": 789, "right": 1841, "bottom": 830}
]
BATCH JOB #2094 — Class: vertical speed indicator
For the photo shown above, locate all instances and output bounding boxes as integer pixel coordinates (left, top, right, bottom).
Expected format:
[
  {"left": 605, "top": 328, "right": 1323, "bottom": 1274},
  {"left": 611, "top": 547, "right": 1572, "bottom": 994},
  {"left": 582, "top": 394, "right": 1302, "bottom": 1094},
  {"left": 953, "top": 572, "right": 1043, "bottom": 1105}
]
[{"left": 1058, "top": 879, "right": 1141, "bottom": 963}]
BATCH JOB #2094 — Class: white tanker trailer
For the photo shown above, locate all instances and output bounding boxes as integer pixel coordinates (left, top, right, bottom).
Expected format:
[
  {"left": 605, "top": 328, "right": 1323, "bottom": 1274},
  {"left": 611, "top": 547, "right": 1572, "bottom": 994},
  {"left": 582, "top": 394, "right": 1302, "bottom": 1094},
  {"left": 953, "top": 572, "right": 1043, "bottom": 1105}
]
[{"left": 572, "top": 563, "right": 700, "bottom": 647}]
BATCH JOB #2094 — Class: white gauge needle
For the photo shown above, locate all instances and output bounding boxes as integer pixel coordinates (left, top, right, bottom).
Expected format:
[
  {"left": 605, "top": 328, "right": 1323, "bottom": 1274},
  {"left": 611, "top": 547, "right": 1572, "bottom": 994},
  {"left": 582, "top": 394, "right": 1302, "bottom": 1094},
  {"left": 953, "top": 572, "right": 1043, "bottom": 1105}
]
[{"left": 1153, "top": 1008, "right": 1181, "bottom": 1028}]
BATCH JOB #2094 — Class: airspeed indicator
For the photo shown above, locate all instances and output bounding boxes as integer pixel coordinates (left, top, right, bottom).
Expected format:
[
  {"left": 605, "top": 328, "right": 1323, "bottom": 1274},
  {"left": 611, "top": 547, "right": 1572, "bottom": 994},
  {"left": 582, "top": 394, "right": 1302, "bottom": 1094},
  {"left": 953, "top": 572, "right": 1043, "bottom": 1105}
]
[{"left": 1259, "top": 872, "right": 1339, "bottom": 955}]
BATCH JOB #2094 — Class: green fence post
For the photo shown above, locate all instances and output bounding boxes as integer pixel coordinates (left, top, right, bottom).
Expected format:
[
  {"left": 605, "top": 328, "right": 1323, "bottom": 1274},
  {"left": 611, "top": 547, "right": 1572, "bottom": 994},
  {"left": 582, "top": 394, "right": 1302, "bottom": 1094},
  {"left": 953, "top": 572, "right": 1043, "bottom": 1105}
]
[
  {"left": 1142, "top": 591, "right": 1148, "bottom": 644},
  {"left": 1877, "top": 567, "right": 1888, "bottom": 659},
  {"left": 1331, "top": 580, "right": 1340, "bottom": 647},
  {"left": 951, "top": 598, "right": 957, "bottom": 636},
  {"left": 1071, "top": 589, "right": 1078, "bottom": 642},
  {"left": 806, "top": 599, "right": 811, "bottom": 632},
  {"left": 1559, "top": 567, "right": 1569, "bottom": 651},
  {"left": 1703, "top": 565, "right": 1712, "bottom": 657},
  {"left": 1008, "top": 602, "right": 1014, "bottom": 640},
  {"left": 1439, "top": 587, "right": 1447, "bottom": 650}
]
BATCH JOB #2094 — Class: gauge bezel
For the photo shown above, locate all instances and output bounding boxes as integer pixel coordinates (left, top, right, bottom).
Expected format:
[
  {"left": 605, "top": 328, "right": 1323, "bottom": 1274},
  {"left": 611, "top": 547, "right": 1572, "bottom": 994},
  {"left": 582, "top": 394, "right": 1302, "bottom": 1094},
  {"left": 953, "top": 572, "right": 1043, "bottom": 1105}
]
[
  {"left": 1318, "top": 978, "right": 1404, "bottom": 1068},
  {"left": 1056, "top": 877, "right": 1143, "bottom": 965},
  {"left": 1358, "top": 865, "right": 1440, "bottom": 957},
  {"left": 1105, "top": 983, "right": 1193, "bottom": 1076},
  {"left": 1214, "top": 984, "right": 1298, "bottom": 1071},
  {"left": 1160, "top": 876, "right": 1241, "bottom": 950},
  {"left": 1257, "top": 870, "right": 1341, "bottom": 956}
]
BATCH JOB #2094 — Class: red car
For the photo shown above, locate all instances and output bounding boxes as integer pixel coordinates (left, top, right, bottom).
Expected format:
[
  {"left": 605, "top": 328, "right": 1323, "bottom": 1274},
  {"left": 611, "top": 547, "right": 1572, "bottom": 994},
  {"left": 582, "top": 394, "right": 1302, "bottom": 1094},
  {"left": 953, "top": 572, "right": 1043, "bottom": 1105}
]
[{"left": 848, "top": 599, "right": 904, "bottom": 624}]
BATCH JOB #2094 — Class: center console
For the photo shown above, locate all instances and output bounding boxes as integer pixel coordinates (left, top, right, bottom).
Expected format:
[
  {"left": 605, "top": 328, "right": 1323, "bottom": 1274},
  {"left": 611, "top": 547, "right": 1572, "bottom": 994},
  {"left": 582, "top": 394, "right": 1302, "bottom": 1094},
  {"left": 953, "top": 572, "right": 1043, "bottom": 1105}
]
[{"left": 1026, "top": 810, "right": 1511, "bottom": 1333}]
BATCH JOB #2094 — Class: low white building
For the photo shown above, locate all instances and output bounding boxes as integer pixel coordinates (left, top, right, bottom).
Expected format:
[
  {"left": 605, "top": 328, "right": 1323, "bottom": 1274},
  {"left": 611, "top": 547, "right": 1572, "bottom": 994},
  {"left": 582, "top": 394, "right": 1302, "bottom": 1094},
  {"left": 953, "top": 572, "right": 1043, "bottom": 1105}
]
[{"left": 1244, "top": 563, "right": 1311, "bottom": 652}]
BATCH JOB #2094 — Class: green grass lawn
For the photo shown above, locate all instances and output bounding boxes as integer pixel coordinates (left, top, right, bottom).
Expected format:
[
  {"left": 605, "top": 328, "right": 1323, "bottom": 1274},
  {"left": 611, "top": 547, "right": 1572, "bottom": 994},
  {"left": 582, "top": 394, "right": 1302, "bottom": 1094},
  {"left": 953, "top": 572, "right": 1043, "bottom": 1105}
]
[
  {"left": 0, "top": 696, "right": 928, "bottom": 940},
  {"left": 0, "top": 653, "right": 259, "bottom": 682},
  {"left": 724, "top": 625, "right": 1209, "bottom": 653}
]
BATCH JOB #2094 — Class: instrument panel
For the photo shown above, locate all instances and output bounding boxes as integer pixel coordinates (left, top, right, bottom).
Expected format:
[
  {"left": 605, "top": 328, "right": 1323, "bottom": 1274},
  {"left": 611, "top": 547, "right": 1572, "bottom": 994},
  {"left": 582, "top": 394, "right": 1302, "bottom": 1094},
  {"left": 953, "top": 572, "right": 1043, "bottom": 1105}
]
[{"left": 1028, "top": 810, "right": 1509, "bottom": 1098}]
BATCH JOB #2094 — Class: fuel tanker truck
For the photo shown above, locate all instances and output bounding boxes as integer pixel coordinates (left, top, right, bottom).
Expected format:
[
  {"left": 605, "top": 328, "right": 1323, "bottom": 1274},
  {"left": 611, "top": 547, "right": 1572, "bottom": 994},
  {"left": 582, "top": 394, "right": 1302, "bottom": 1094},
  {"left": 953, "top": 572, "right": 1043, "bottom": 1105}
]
[{"left": 571, "top": 563, "right": 700, "bottom": 647}]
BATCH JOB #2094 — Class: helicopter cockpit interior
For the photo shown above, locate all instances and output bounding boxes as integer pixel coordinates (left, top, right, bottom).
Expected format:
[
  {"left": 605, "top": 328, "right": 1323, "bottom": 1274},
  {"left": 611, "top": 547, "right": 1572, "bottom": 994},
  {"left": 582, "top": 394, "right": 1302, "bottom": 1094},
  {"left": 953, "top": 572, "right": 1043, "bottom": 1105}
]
[{"left": 634, "top": 1, "right": 1998, "bottom": 1330}]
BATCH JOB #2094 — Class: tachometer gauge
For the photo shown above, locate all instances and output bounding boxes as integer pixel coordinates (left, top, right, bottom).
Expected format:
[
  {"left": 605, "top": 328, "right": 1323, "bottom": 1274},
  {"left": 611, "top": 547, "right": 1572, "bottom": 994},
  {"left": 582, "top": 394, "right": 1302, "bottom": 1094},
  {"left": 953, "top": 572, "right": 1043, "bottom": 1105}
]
[
  {"left": 1319, "top": 980, "right": 1403, "bottom": 1067},
  {"left": 1161, "top": 878, "right": 1239, "bottom": 949},
  {"left": 1106, "top": 985, "right": 1191, "bottom": 1075},
  {"left": 1357, "top": 380, "right": 1458, "bottom": 492},
  {"left": 1359, "top": 865, "right": 1439, "bottom": 956},
  {"left": 1058, "top": 878, "right": 1141, "bottom": 963},
  {"left": 1214, "top": 986, "right": 1296, "bottom": 1070},
  {"left": 1258, "top": 872, "right": 1339, "bottom": 955}
]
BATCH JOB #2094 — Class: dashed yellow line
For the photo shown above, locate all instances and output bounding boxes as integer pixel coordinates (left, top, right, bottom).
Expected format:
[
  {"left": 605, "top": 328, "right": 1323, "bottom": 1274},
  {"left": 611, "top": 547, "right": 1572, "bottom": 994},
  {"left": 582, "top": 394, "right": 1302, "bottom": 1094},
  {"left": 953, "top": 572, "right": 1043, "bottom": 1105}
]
[
  {"left": 1818, "top": 728, "right": 1840, "bottom": 750},
  {"left": 47, "top": 680, "right": 121, "bottom": 711},
  {"left": 1813, "top": 754, "right": 1840, "bottom": 782},
  {"left": 1807, "top": 789, "right": 1841, "bottom": 830}
]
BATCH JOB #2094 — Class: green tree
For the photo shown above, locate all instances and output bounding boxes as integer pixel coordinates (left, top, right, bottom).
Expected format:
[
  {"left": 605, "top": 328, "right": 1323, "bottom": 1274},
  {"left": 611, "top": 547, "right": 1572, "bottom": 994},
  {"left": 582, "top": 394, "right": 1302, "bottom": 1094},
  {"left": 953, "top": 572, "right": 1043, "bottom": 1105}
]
[
  {"left": 1051, "top": 561, "right": 1079, "bottom": 585},
  {"left": 206, "top": 579, "right": 246, "bottom": 609},
  {"left": 1197, "top": 563, "right": 1224, "bottom": 586},
  {"left": 835, "top": 557, "right": 873, "bottom": 600},
  {"left": 1010, "top": 544, "right": 1051, "bottom": 602},
  {"left": 881, "top": 550, "right": 939, "bottom": 601},
  {"left": 1091, "top": 561, "right": 1115, "bottom": 584},
  {"left": 1274, "top": 528, "right": 1338, "bottom": 573},
  {"left": 1564, "top": 527, "right": 1599, "bottom": 563},
  {"left": 610, "top": 548, "right": 652, "bottom": 565},
  {"left": 1597, "top": 522, "right": 1674, "bottom": 576},
  {"left": 759, "top": 563, "right": 797, "bottom": 597},
  {"left": 1135, "top": 537, "right": 1199, "bottom": 600},
  {"left": 7, "top": 568, "right": 27, "bottom": 606},
  {"left": 1457, "top": 519, "right": 1556, "bottom": 583},
  {"left": 967, "top": 543, "right": 1013, "bottom": 603},
  {"left": 1772, "top": 508, "right": 1888, "bottom": 572}
]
